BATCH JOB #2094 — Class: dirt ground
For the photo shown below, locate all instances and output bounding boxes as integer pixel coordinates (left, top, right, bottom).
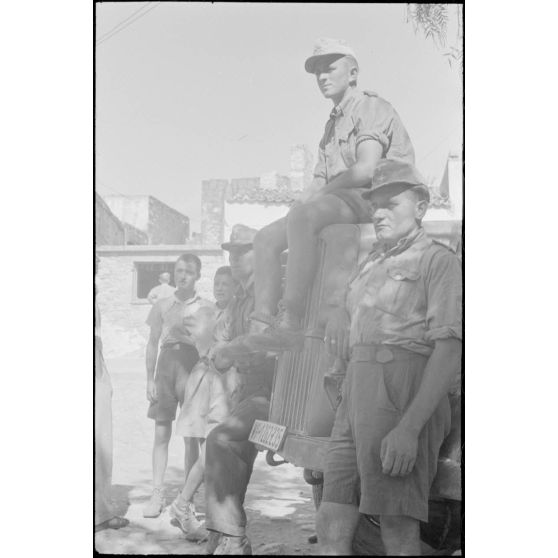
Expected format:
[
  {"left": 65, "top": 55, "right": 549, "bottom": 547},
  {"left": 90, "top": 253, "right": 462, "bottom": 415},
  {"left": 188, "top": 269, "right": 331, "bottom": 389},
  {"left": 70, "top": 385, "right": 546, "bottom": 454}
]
[{"left": 95, "top": 356, "right": 318, "bottom": 555}]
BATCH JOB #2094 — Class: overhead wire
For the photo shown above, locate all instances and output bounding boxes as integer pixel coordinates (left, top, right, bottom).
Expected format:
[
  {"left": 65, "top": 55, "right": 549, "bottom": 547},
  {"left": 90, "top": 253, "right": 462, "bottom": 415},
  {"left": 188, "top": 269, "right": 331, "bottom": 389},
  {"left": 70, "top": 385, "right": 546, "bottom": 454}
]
[
  {"left": 96, "top": 179, "right": 130, "bottom": 199},
  {"left": 96, "top": 2, "right": 161, "bottom": 46},
  {"left": 96, "top": 2, "right": 153, "bottom": 43}
]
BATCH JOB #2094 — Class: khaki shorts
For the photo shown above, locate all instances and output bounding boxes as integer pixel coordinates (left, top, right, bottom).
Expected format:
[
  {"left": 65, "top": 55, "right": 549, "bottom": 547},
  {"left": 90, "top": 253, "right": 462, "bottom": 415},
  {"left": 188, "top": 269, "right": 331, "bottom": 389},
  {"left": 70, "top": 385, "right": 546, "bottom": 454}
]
[
  {"left": 147, "top": 344, "right": 200, "bottom": 422},
  {"left": 322, "top": 345, "right": 451, "bottom": 523}
]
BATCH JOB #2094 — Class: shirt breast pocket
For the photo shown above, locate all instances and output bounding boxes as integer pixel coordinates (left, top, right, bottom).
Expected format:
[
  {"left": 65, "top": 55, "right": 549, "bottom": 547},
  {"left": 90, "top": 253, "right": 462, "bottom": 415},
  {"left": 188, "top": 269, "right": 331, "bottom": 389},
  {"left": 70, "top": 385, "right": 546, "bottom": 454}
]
[
  {"left": 337, "top": 127, "right": 357, "bottom": 168},
  {"left": 377, "top": 266, "right": 421, "bottom": 318}
]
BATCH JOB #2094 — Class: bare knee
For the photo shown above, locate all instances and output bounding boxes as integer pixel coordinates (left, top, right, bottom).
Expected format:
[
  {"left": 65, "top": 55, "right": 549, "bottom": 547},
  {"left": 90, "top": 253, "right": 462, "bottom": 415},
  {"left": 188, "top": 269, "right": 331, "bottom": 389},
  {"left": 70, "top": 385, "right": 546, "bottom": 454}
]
[
  {"left": 154, "top": 422, "right": 172, "bottom": 445},
  {"left": 316, "top": 502, "right": 360, "bottom": 553},
  {"left": 380, "top": 515, "right": 421, "bottom": 555}
]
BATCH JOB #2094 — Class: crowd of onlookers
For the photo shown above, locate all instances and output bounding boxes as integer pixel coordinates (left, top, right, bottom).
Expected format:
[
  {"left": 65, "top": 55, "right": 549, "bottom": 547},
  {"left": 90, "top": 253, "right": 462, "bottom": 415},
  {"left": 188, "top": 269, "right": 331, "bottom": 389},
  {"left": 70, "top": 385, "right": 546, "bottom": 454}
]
[{"left": 94, "top": 253, "right": 239, "bottom": 528}]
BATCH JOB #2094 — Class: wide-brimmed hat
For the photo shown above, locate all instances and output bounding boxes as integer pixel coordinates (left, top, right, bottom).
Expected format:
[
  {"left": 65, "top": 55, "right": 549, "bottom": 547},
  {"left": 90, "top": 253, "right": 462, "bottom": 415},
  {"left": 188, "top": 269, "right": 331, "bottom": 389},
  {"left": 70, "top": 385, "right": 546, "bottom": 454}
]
[
  {"left": 304, "top": 38, "right": 357, "bottom": 73},
  {"left": 221, "top": 224, "right": 258, "bottom": 251},
  {"left": 362, "top": 159, "right": 430, "bottom": 202}
]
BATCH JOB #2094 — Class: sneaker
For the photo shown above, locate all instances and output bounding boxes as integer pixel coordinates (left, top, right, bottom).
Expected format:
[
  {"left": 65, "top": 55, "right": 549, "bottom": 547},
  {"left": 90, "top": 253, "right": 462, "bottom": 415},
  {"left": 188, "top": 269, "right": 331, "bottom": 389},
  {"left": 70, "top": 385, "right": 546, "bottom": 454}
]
[
  {"left": 143, "top": 487, "right": 165, "bottom": 518},
  {"left": 206, "top": 531, "right": 223, "bottom": 555},
  {"left": 169, "top": 499, "right": 207, "bottom": 540},
  {"left": 213, "top": 535, "right": 252, "bottom": 555}
]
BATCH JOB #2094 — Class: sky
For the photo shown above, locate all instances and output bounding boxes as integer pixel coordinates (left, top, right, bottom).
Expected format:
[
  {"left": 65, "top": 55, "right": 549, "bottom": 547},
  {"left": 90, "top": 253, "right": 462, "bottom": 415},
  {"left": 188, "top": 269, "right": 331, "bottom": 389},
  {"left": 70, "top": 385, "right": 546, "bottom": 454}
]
[{"left": 96, "top": 2, "right": 463, "bottom": 233}]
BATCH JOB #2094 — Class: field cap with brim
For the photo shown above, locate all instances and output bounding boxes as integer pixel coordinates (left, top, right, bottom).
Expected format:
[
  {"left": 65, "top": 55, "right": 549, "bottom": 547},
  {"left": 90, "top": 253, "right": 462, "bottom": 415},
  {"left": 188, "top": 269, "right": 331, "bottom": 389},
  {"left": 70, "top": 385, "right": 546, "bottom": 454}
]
[
  {"left": 305, "top": 38, "right": 357, "bottom": 73},
  {"left": 221, "top": 224, "right": 258, "bottom": 251},
  {"left": 362, "top": 159, "right": 430, "bottom": 202}
]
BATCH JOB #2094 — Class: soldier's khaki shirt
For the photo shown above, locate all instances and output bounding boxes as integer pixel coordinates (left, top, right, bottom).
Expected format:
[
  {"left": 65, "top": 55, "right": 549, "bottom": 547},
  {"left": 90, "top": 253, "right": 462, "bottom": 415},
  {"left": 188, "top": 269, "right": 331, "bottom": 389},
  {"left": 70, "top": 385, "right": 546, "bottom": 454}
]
[
  {"left": 313, "top": 88, "right": 415, "bottom": 188},
  {"left": 346, "top": 228, "right": 462, "bottom": 356}
]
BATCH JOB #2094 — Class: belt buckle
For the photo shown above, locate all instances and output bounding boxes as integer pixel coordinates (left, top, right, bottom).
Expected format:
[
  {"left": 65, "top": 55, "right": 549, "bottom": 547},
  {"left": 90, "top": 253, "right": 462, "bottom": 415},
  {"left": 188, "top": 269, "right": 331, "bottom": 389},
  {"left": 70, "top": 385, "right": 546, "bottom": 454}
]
[{"left": 375, "top": 347, "right": 393, "bottom": 364}]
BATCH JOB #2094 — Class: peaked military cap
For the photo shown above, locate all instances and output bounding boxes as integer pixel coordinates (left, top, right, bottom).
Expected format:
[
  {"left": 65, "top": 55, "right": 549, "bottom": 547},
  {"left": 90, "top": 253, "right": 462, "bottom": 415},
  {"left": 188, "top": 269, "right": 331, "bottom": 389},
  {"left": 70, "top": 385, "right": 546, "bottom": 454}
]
[
  {"left": 221, "top": 224, "right": 258, "bottom": 251},
  {"left": 304, "top": 38, "right": 357, "bottom": 73},
  {"left": 362, "top": 159, "right": 430, "bottom": 202}
]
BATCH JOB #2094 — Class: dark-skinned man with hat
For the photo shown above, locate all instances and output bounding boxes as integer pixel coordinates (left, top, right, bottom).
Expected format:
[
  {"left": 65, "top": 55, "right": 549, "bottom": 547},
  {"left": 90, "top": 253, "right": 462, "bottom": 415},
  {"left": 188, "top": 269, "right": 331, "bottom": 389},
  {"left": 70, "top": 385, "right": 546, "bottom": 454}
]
[
  {"left": 222, "top": 38, "right": 416, "bottom": 359},
  {"left": 316, "top": 159, "right": 462, "bottom": 555},
  {"left": 203, "top": 224, "right": 276, "bottom": 555}
]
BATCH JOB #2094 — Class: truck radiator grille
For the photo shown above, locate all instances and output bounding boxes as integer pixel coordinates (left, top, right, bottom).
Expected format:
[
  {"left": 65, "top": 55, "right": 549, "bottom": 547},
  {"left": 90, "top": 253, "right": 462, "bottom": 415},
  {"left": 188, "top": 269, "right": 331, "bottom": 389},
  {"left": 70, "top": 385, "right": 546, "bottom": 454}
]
[{"left": 269, "top": 238, "right": 328, "bottom": 434}]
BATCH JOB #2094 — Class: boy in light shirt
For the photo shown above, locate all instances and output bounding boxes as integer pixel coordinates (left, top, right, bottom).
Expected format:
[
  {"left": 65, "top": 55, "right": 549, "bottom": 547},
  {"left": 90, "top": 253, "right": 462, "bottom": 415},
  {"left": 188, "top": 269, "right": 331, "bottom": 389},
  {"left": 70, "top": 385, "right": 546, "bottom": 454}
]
[
  {"left": 143, "top": 254, "right": 214, "bottom": 518},
  {"left": 170, "top": 266, "right": 241, "bottom": 539}
]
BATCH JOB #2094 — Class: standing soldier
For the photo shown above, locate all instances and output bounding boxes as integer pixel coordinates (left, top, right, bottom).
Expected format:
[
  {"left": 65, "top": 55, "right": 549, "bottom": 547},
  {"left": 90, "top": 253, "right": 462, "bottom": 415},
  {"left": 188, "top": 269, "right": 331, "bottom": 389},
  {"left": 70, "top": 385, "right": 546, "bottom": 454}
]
[{"left": 316, "top": 159, "right": 462, "bottom": 555}]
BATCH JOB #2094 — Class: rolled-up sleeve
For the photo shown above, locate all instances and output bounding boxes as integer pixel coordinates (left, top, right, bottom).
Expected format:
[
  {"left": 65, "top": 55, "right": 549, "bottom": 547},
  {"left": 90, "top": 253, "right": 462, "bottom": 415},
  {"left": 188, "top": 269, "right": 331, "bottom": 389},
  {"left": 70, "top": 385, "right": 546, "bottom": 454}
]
[
  {"left": 354, "top": 96, "right": 415, "bottom": 164},
  {"left": 423, "top": 249, "right": 462, "bottom": 342}
]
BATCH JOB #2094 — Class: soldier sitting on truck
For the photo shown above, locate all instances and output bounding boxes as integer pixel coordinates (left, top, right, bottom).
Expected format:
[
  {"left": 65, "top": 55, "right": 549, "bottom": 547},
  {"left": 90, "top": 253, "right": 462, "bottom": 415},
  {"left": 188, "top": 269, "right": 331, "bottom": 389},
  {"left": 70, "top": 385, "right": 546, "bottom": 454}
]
[
  {"left": 222, "top": 38, "right": 415, "bottom": 359},
  {"left": 316, "top": 159, "right": 462, "bottom": 556}
]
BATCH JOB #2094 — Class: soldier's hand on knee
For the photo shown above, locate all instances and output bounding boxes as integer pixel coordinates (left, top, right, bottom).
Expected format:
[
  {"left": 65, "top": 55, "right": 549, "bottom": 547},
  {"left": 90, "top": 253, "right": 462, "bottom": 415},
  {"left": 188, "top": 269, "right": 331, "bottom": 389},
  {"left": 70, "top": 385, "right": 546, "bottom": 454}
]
[{"left": 380, "top": 426, "right": 418, "bottom": 477}]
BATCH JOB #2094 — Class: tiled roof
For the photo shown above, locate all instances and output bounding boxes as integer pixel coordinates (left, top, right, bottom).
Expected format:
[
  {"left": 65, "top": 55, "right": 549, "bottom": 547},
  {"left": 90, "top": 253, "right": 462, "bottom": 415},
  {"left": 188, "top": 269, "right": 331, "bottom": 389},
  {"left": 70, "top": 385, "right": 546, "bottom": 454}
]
[
  {"left": 224, "top": 177, "right": 450, "bottom": 208},
  {"left": 226, "top": 177, "right": 298, "bottom": 204}
]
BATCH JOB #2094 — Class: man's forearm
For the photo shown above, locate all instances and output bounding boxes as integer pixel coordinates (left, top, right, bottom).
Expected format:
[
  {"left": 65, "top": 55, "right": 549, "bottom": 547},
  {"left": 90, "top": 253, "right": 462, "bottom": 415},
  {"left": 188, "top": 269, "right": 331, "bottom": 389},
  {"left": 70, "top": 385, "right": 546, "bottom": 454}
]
[
  {"left": 398, "top": 339, "right": 462, "bottom": 436},
  {"left": 146, "top": 341, "right": 158, "bottom": 379}
]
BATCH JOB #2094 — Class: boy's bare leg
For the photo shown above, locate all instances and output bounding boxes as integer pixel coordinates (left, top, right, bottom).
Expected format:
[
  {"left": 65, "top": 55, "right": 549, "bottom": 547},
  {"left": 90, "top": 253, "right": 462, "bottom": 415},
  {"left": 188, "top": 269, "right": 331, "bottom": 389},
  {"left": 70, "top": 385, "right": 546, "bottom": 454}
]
[
  {"left": 178, "top": 441, "right": 206, "bottom": 505},
  {"left": 143, "top": 420, "right": 172, "bottom": 517},
  {"left": 253, "top": 216, "right": 288, "bottom": 323},
  {"left": 218, "top": 217, "right": 289, "bottom": 360},
  {"left": 170, "top": 442, "right": 207, "bottom": 538},
  {"left": 284, "top": 194, "right": 356, "bottom": 314},
  {"left": 153, "top": 421, "right": 172, "bottom": 487},
  {"left": 183, "top": 436, "right": 200, "bottom": 483},
  {"left": 249, "top": 194, "right": 357, "bottom": 352}
]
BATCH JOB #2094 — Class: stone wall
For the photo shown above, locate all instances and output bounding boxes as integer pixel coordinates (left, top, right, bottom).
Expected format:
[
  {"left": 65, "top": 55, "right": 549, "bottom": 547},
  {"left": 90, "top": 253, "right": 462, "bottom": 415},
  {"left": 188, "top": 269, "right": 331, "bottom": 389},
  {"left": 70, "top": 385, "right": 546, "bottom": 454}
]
[
  {"left": 96, "top": 193, "right": 125, "bottom": 246},
  {"left": 105, "top": 195, "right": 150, "bottom": 231},
  {"left": 96, "top": 248, "right": 226, "bottom": 359},
  {"left": 104, "top": 195, "right": 190, "bottom": 245},
  {"left": 147, "top": 197, "right": 190, "bottom": 244},
  {"left": 123, "top": 223, "right": 148, "bottom": 245}
]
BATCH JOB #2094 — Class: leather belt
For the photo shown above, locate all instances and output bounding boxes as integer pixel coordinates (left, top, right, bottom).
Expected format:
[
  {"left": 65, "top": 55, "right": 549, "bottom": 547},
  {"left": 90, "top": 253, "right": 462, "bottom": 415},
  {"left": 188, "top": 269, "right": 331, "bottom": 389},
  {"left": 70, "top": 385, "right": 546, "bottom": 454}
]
[
  {"left": 350, "top": 343, "right": 422, "bottom": 364},
  {"left": 161, "top": 342, "right": 196, "bottom": 351}
]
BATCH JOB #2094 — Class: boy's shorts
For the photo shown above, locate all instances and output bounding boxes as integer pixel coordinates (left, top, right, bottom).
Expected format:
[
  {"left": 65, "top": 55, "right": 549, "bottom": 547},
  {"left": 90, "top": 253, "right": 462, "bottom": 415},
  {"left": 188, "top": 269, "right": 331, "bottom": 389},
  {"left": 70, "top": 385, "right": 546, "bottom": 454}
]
[
  {"left": 147, "top": 343, "right": 200, "bottom": 423},
  {"left": 175, "top": 360, "right": 231, "bottom": 438},
  {"left": 322, "top": 345, "right": 451, "bottom": 523}
]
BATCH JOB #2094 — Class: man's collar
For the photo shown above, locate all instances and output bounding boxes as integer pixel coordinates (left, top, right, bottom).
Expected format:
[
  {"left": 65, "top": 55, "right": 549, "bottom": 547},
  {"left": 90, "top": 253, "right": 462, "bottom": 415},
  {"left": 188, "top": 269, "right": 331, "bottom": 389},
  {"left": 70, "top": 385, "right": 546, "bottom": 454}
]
[
  {"left": 330, "top": 87, "right": 359, "bottom": 119},
  {"left": 173, "top": 290, "right": 200, "bottom": 305},
  {"left": 372, "top": 227, "right": 425, "bottom": 260}
]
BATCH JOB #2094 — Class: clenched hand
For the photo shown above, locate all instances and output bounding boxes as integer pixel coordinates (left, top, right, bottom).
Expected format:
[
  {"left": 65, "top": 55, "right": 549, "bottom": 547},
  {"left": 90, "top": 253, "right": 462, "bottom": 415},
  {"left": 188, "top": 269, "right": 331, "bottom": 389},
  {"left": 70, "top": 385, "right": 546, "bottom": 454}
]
[{"left": 380, "top": 426, "right": 419, "bottom": 477}]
